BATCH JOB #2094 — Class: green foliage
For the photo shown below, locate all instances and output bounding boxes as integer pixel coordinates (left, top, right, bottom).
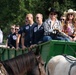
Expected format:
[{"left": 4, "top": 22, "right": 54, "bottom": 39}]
[{"left": 0, "top": 0, "right": 76, "bottom": 39}]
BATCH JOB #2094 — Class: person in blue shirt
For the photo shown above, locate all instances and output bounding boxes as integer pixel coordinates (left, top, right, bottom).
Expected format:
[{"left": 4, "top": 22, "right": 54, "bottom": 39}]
[
  {"left": 21, "top": 13, "right": 36, "bottom": 50},
  {"left": 7, "top": 25, "right": 21, "bottom": 49},
  {"left": 6, "top": 25, "right": 16, "bottom": 48},
  {"left": 32, "top": 13, "right": 44, "bottom": 44},
  {"left": 16, "top": 16, "right": 29, "bottom": 50}
]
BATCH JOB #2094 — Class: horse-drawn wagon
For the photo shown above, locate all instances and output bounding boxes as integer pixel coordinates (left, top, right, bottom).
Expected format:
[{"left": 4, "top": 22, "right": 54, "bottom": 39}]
[
  {"left": 0, "top": 40, "right": 76, "bottom": 64},
  {"left": 0, "top": 40, "right": 76, "bottom": 75}
]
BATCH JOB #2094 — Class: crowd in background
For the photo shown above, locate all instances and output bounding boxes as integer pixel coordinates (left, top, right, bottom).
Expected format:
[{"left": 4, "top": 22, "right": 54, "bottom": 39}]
[{"left": 5, "top": 8, "right": 76, "bottom": 50}]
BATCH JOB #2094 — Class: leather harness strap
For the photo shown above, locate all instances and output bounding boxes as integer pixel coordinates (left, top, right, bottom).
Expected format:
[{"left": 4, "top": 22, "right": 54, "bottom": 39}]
[
  {"left": 63, "top": 55, "right": 76, "bottom": 75},
  {"left": 68, "top": 61, "right": 76, "bottom": 75}
]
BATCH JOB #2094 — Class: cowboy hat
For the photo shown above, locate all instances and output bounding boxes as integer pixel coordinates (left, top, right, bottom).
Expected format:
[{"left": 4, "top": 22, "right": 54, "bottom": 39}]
[
  {"left": 48, "top": 8, "right": 59, "bottom": 14},
  {"left": 64, "top": 9, "right": 76, "bottom": 16}
]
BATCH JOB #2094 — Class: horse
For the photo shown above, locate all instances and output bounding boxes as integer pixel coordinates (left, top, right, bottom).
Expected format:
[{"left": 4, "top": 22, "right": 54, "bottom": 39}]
[
  {"left": 0, "top": 47, "right": 46, "bottom": 75},
  {"left": 46, "top": 55, "right": 76, "bottom": 75}
]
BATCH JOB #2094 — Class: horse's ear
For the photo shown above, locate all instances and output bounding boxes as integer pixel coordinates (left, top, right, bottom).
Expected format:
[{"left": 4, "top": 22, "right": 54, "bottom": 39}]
[
  {"left": 35, "top": 46, "right": 40, "bottom": 56},
  {"left": 36, "top": 55, "right": 45, "bottom": 66}
]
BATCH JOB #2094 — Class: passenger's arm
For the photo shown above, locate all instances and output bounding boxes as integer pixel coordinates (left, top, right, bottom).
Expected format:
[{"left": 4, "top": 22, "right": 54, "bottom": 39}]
[
  {"left": 21, "top": 33, "right": 26, "bottom": 50},
  {"left": 16, "top": 34, "right": 21, "bottom": 50},
  {"left": 6, "top": 39, "right": 9, "bottom": 48}
]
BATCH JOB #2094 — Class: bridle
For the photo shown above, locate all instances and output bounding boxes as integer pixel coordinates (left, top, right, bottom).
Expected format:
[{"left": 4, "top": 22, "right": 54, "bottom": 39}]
[{"left": 38, "top": 61, "right": 45, "bottom": 75}]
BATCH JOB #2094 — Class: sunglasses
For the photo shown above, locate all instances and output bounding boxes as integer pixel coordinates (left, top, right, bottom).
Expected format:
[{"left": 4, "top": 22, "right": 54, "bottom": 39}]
[
  {"left": 68, "top": 14, "right": 73, "bottom": 16},
  {"left": 36, "top": 17, "right": 39, "bottom": 19},
  {"left": 50, "top": 13, "right": 56, "bottom": 15},
  {"left": 15, "top": 29, "right": 19, "bottom": 30},
  {"left": 61, "top": 19, "right": 65, "bottom": 21}
]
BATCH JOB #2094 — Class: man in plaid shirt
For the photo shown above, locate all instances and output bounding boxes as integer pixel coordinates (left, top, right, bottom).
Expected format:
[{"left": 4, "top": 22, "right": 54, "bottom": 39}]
[{"left": 43, "top": 8, "right": 71, "bottom": 42}]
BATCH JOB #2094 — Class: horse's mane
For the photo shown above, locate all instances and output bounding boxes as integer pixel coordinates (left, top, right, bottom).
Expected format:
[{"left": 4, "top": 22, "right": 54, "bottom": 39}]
[{"left": 1, "top": 51, "right": 37, "bottom": 75}]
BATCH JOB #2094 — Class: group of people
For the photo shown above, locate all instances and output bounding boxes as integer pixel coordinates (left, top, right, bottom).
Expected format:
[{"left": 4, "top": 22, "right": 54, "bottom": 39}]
[
  {"left": 6, "top": 8, "right": 76, "bottom": 50},
  {"left": 6, "top": 13, "right": 44, "bottom": 49}
]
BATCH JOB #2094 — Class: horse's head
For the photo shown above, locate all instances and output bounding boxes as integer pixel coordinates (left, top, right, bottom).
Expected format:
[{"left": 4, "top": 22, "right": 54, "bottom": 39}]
[
  {"left": 34, "top": 46, "right": 46, "bottom": 75},
  {"left": 36, "top": 56, "right": 46, "bottom": 75},
  {"left": 25, "top": 46, "right": 45, "bottom": 75}
]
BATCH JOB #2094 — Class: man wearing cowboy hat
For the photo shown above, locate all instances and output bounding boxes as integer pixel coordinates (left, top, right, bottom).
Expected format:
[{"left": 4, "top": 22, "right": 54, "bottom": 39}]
[{"left": 43, "top": 8, "right": 71, "bottom": 42}]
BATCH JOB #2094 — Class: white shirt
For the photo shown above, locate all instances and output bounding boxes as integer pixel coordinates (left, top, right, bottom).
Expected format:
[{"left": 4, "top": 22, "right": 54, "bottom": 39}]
[
  {"left": 38, "top": 25, "right": 41, "bottom": 29},
  {"left": 30, "top": 25, "right": 32, "bottom": 27}
]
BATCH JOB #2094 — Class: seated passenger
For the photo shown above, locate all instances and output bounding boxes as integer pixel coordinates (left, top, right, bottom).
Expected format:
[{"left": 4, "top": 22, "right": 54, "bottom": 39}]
[
  {"left": 62, "top": 20, "right": 73, "bottom": 35},
  {"left": 64, "top": 9, "right": 75, "bottom": 38},
  {"left": 60, "top": 15, "right": 66, "bottom": 26},
  {"left": 21, "top": 14, "right": 36, "bottom": 49},
  {"left": 32, "top": 13, "right": 44, "bottom": 44},
  {"left": 72, "top": 19, "right": 76, "bottom": 41},
  {"left": 15, "top": 25, "right": 21, "bottom": 49},
  {"left": 6, "top": 25, "right": 15, "bottom": 48},
  {"left": 17, "top": 17, "right": 29, "bottom": 50},
  {"left": 43, "top": 8, "right": 71, "bottom": 42}
]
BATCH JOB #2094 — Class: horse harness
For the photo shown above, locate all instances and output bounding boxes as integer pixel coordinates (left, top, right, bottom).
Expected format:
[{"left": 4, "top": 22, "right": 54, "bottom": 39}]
[
  {"left": 63, "top": 54, "right": 76, "bottom": 75},
  {"left": 69, "top": 61, "right": 76, "bottom": 75}
]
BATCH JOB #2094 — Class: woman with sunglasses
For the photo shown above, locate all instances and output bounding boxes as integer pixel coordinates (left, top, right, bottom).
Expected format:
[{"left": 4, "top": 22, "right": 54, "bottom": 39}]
[
  {"left": 60, "top": 15, "right": 66, "bottom": 26},
  {"left": 63, "top": 9, "right": 76, "bottom": 39},
  {"left": 15, "top": 25, "right": 22, "bottom": 49}
]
